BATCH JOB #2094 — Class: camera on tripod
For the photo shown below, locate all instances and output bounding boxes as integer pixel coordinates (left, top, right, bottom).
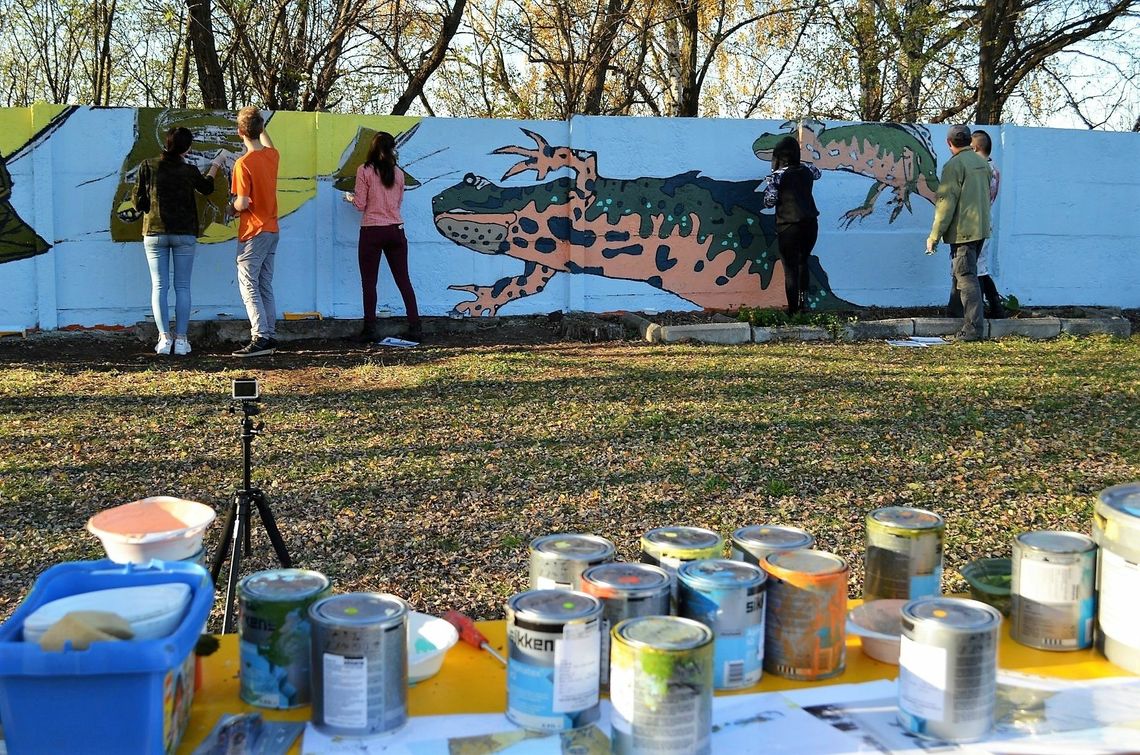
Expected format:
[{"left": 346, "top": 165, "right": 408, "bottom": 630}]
[{"left": 232, "top": 377, "right": 260, "bottom": 401}]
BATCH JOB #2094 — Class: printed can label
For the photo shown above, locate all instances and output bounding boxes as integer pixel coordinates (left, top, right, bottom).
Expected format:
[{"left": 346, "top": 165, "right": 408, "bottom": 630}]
[{"left": 507, "top": 622, "right": 600, "bottom": 730}]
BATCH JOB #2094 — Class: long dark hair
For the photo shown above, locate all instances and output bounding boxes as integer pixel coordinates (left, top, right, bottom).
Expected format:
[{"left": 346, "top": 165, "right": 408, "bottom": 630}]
[
  {"left": 161, "top": 127, "right": 193, "bottom": 162},
  {"left": 364, "top": 131, "right": 398, "bottom": 188},
  {"left": 771, "top": 135, "right": 801, "bottom": 171}
]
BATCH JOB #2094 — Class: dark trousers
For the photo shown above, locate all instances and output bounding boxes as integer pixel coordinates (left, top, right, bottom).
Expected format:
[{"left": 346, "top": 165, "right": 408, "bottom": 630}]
[
  {"left": 777, "top": 219, "right": 818, "bottom": 314},
  {"left": 359, "top": 225, "right": 419, "bottom": 325},
  {"left": 949, "top": 275, "right": 1002, "bottom": 317},
  {"left": 948, "top": 241, "right": 985, "bottom": 337}
]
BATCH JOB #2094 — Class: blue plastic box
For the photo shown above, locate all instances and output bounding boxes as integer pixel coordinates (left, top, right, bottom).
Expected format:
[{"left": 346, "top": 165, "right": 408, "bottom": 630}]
[{"left": 0, "top": 560, "right": 212, "bottom": 754}]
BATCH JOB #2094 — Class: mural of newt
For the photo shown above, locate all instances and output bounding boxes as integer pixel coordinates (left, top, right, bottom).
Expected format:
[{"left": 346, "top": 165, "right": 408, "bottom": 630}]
[
  {"left": 432, "top": 129, "right": 849, "bottom": 316},
  {"left": 753, "top": 120, "right": 939, "bottom": 227}
]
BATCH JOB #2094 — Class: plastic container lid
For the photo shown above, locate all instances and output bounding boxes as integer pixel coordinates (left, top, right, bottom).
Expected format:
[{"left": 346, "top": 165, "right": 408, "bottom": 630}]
[
  {"left": 22, "top": 583, "right": 192, "bottom": 643},
  {"left": 530, "top": 534, "right": 615, "bottom": 562},
  {"left": 678, "top": 559, "right": 767, "bottom": 590},
  {"left": 614, "top": 615, "right": 713, "bottom": 650}
]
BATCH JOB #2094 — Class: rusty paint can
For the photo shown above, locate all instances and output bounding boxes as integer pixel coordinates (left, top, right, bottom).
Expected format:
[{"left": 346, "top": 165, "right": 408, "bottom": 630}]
[
  {"left": 759, "top": 549, "right": 847, "bottom": 680},
  {"left": 609, "top": 615, "right": 714, "bottom": 755},
  {"left": 238, "top": 569, "right": 331, "bottom": 709},
  {"left": 578, "top": 562, "right": 671, "bottom": 688},
  {"left": 1011, "top": 531, "right": 1096, "bottom": 651},
  {"left": 640, "top": 526, "right": 723, "bottom": 602},
  {"left": 1093, "top": 483, "right": 1140, "bottom": 674},
  {"left": 505, "top": 589, "right": 603, "bottom": 732},
  {"left": 864, "top": 507, "right": 945, "bottom": 602},
  {"left": 529, "top": 534, "right": 616, "bottom": 590},
  {"left": 677, "top": 559, "right": 767, "bottom": 689},
  {"left": 730, "top": 525, "right": 814, "bottom": 565},
  {"left": 308, "top": 593, "right": 408, "bottom": 736},
  {"left": 898, "top": 597, "right": 1002, "bottom": 742}
]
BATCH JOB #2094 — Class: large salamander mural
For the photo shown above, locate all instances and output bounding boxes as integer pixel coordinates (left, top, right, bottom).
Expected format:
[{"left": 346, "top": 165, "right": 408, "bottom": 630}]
[{"left": 431, "top": 129, "right": 850, "bottom": 316}]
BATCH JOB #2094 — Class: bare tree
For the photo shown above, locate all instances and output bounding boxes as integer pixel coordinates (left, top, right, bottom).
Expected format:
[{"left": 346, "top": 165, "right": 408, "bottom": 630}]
[{"left": 185, "top": 0, "right": 226, "bottom": 107}]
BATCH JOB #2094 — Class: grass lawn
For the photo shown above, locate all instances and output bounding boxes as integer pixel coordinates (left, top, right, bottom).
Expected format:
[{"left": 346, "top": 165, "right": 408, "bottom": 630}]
[{"left": 1, "top": 333, "right": 1137, "bottom": 626}]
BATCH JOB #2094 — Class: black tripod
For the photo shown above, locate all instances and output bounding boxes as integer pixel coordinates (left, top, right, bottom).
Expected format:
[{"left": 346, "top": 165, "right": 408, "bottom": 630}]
[{"left": 210, "top": 399, "right": 292, "bottom": 633}]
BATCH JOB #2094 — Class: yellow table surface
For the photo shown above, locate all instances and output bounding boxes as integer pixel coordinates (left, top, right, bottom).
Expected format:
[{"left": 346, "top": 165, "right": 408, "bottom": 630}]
[{"left": 180, "top": 611, "right": 1135, "bottom": 753}]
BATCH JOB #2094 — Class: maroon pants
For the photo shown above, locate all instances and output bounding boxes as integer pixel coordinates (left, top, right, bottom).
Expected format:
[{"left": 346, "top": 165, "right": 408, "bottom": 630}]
[{"left": 359, "top": 225, "right": 419, "bottom": 324}]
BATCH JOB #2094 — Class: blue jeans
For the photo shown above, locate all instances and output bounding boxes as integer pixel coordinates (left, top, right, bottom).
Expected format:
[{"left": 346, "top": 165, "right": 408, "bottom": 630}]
[
  {"left": 237, "top": 232, "right": 278, "bottom": 339},
  {"left": 144, "top": 234, "right": 197, "bottom": 336}
]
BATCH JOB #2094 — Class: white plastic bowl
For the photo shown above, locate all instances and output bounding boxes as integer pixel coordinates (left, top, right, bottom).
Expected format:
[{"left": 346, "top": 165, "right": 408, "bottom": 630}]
[
  {"left": 407, "top": 611, "right": 459, "bottom": 683},
  {"left": 87, "top": 497, "right": 216, "bottom": 564},
  {"left": 847, "top": 598, "right": 907, "bottom": 665}
]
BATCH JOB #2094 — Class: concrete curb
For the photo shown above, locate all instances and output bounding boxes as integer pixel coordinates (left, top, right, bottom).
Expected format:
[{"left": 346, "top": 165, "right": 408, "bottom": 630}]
[
  {"left": 988, "top": 317, "right": 1061, "bottom": 340},
  {"left": 841, "top": 319, "right": 915, "bottom": 342},
  {"left": 1060, "top": 318, "right": 1131, "bottom": 338},
  {"left": 753, "top": 325, "right": 831, "bottom": 342},
  {"left": 659, "top": 322, "right": 752, "bottom": 344},
  {"left": 622, "top": 312, "right": 661, "bottom": 343}
]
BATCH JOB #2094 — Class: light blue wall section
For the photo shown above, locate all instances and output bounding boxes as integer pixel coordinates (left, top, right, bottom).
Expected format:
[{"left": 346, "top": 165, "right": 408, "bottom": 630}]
[{"left": 0, "top": 109, "right": 1136, "bottom": 330}]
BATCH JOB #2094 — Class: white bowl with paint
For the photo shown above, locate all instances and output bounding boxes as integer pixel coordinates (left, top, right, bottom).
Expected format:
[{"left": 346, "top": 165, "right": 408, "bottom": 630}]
[
  {"left": 407, "top": 611, "right": 459, "bottom": 683},
  {"left": 87, "top": 497, "right": 216, "bottom": 564},
  {"left": 847, "top": 598, "right": 907, "bottom": 664}
]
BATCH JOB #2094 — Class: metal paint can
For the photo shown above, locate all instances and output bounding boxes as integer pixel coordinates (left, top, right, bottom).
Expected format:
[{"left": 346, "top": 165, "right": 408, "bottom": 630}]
[
  {"left": 759, "top": 549, "right": 847, "bottom": 680},
  {"left": 677, "top": 559, "right": 767, "bottom": 689},
  {"left": 609, "top": 615, "right": 714, "bottom": 755},
  {"left": 864, "top": 507, "right": 945, "bottom": 602},
  {"left": 578, "top": 562, "right": 671, "bottom": 687},
  {"left": 529, "top": 534, "right": 616, "bottom": 590},
  {"left": 237, "top": 568, "right": 331, "bottom": 708},
  {"left": 730, "top": 525, "right": 814, "bottom": 565},
  {"left": 505, "top": 589, "right": 603, "bottom": 732},
  {"left": 640, "top": 526, "right": 724, "bottom": 600},
  {"left": 1093, "top": 483, "right": 1140, "bottom": 673},
  {"left": 898, "top": 597, "right": 1002, "bottom": 742},
  {"left": 1011, "top": 531, "right": 1096, "bottom": 650},
  {"left": 308, "top": 593, "right": 408, "bottom": 736}
]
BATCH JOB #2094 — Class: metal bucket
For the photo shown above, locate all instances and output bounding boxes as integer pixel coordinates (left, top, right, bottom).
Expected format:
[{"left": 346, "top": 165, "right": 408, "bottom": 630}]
[
  {"left": 759, "top": 549, "right": 847, "bottom": 680},
  {"left": 1093, "top": 483, "right": 1140, "bottom": 673},
  {"left": 1011, "top": 530, "right": 1096, "bottom": 650},
  {"left": 864, "top": 506, "right": 945, "bottom": 602}
]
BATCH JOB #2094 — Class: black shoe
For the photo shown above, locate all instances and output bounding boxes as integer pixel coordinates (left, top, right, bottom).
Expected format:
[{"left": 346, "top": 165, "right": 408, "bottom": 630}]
[
  {"left": 356, "top": 321, "right": 380, "bottom": 342},
  {"left": 233, "top": 337, "right": 275, "bottom": 357}
]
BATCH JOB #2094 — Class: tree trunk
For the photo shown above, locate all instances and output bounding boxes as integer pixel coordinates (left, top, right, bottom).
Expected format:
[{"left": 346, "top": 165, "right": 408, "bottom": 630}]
[
  {"left": 675, "top": 0, "right": 700, "bottom": 116},
  {"left": 581, "top": 0, "right": 628, "bottom": 114},
  {"left": 975, "top": 0, "right": 1003, "bottom": 123},
  {"left": 185, "top": 0, "right": 227, "bottom": 108},
  {"left": 391, "top": 0, "right": 468, "bottom": 115},
  {"left": 854, "top": 0, "right": 882, "bottom": 120}
]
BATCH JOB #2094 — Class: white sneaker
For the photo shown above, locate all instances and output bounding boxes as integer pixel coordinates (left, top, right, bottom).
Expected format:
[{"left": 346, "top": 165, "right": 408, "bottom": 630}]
[
  {"left": 155, "top": 333, "right": 173, "bottom": 354},
  {"left": 173, "top": 336, "right": 191, "bottom": 356}
]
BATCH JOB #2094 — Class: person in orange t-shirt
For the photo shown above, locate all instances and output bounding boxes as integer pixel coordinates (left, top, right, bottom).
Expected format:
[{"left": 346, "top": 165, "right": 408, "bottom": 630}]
[{"left": 230, "top": 107, "right": 280, "bottom": 357}]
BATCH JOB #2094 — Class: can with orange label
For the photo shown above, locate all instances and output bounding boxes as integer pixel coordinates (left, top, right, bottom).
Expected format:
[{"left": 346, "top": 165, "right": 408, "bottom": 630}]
[{"left": 759, "top": 549, "right": 847, "bottom": 680}]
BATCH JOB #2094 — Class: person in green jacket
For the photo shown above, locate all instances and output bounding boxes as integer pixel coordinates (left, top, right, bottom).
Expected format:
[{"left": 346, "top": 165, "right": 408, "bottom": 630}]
[{"left": 926, "top": 124, "right": 992, "bottom": 341}]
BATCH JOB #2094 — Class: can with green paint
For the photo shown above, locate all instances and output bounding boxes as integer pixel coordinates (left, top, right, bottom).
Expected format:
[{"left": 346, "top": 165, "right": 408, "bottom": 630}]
[
  {"left": 238, "top": 568, "right": 331, "bottom": 709},
  {"left": 609, "top": 615, "right": 714, "bottom": 755}
]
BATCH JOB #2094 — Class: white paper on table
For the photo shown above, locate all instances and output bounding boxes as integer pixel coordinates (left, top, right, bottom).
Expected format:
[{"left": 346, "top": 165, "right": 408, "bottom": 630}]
[{"left": 710, "top": 692, "right": 866, "bottom": 753}]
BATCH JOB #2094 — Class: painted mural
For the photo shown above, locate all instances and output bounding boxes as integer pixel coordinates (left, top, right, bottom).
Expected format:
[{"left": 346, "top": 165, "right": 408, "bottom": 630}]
[
  {"left": 753, "top": 120, "right": 940, "bottom": 226},
  {"left": 0, "top": 107, "right": 1135, "bottom": 329},
  {"left": 432, "top": 128, "right": 848, "bottom": 316},
  {"left": 109, "top": 109, "right": 423, "bottom": 245}
]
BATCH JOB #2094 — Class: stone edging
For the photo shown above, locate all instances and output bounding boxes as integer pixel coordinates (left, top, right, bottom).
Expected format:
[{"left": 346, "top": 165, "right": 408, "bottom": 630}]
[{"left": 622, "top": 313, "right": 1131, "bottom": 344}]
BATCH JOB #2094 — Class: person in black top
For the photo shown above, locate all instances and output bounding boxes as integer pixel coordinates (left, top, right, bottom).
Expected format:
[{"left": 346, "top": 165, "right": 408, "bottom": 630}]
[
  {"left": 762, "top": 136, "right": 822, "bottom": 315},
  {"left": 134, "top": 127, "right": 225, "bottom": 355}
]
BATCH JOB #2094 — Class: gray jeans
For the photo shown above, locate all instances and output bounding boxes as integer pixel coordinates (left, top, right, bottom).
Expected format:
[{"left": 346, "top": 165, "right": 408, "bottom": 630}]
[
  {"left": 236, "top": 232, "right": 278, "bottom": 339},
  {"left": 950, "top": 241, "right": 984, "bottom": 338}
]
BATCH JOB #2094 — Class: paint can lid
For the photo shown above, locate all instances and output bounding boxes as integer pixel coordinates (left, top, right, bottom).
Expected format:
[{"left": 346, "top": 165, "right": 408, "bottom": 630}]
[
  {"left": 1015, "top": 530, "right": 1096, "bottom": 554},
  {"left": 508, "top": 589, "right": 602, "bottom": 624},
  {"left": 868, "top": 507, "right": 945, "bottom": 533},
  {"left": 310, "top": 592, "right": 407, "bottom": 627},
  {"left": 903, "top": 597, "right": 1002, "bottom": 630},
  {"left": 614, "top": 615, "right": 713, "bottom": 651},
  {"left": 762, "top": 549, "right": 847, "bottom": 577},
  {"left": 732, "top": 525, "right": 814, "bottom": 552},
  {"left": 531, "top": 534, "right": 616, "bottom": 562},
  {"left": 580, "top": 562, "right": 671, "bottom": 594},
  {"left": 641, "top": 527, "right": 724, "bottom": 558},
  {"left": 239, "top": 569, "right": 330, "bottom": 601},
  {"left": 678, "top": 559, "right": 767, "bottom": 590},
  {"left": 1096, "top": 483, "right": 1140, "bottom": 521}
]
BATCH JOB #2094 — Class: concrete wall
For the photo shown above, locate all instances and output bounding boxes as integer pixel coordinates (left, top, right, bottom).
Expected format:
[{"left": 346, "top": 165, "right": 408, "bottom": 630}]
[{"left": 0, "top": 106, "right": 1136, "bottom": 330}]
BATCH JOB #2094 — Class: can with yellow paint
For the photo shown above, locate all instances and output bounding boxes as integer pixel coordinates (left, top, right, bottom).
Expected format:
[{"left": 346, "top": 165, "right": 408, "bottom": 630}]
[{"left": 864, "top": 507, "right": 944, "bottom": 602}]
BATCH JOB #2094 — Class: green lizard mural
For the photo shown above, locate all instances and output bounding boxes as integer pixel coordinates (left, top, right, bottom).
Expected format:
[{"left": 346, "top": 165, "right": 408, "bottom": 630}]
[
  {"left": 432, "top": 129, "right": 850, "bottom": 316},
  {"left": 753, "top": 120, "right": 939, "bottom": 227},
  {"left": 0, "top": 153, "right": 50, "bottom": 264}
]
